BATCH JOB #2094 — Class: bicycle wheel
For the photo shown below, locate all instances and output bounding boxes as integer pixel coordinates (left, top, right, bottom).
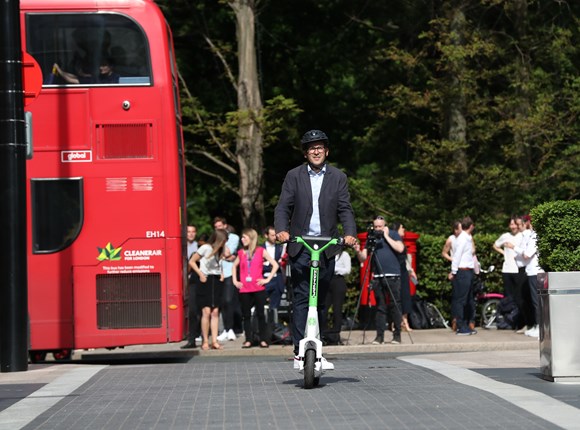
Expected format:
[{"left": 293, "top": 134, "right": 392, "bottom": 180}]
[
  {"left": 481, "top": 299, "right": 500, "bottom": 327},
  {"left": 303, "top": 349, "right": 316, "bottom": 389}
]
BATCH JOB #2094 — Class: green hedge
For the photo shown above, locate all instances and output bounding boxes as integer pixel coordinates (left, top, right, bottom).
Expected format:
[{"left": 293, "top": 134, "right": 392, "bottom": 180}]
[{"left": 531, "top": 200, "right": 580, "bottom": 272}]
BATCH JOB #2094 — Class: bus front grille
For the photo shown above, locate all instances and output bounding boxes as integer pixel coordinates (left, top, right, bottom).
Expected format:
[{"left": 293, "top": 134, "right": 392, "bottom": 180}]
[{"left": 96, "top": 273, "right": 162, "bottom": 329}]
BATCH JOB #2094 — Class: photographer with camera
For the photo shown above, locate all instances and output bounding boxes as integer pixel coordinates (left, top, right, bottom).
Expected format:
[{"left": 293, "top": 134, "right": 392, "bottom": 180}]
[{"left": 354, "top": 216, "right": 405, "bottom": 344}]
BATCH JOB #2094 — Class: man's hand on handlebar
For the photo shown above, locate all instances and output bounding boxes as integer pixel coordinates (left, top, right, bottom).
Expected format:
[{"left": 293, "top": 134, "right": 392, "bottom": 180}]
[
  {"left": 276, "top": 231, "right": 290, "bottom": 243},
  {"left": 343, "top": 235, "right": 357, "bottom": 247}
]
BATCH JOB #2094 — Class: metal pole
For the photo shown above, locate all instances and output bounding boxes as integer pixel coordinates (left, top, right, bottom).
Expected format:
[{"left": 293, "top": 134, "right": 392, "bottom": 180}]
[{"left": 0, "top": 0, "right": 29, "bottom": 372}]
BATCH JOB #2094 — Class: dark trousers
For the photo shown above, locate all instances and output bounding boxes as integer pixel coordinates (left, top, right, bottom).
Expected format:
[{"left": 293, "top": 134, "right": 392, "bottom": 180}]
[
  {"left": 221, "top": 276, "right": 241, "bottom": 332},
  {"left": 528, "top": 275, "right": 539, "bottom": 326},
  {"left": 513, "top": 268, "right": 533, "bottom": 327},
  {"left": 452, "top": 269, "right": 474, "bottom": 331},
  {"left": 239, "top": 290, "right": 268, "bottom": 343},
  {"left": 264, "top": 275, "right": 285, "bottom": 309},
  {"left": 322, "top": 274, "right": 347, "bottom": 336},
  {"left": 373, "top": 276, "right": 401, "bottom": 338},
  {"left": 186, "top": 277, "right": 200, "bottom": 342},
  {"left": 502, "top": 272, "right": 520, "bottom": 299},
  {"left": 290, "top": 250, "right": 334, "bottom": 355}
]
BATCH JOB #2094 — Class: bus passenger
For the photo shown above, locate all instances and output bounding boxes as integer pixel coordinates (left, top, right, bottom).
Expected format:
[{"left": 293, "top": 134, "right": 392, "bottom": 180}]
[
  {"left": 52, "top": 62, "right": 92, "bottom": 84},
  {"left": 189, "top": 229, "right": 229, "bottom": 351},
  {"left": 51, "top": 57, "right": 119, "bottom": 85},
  {"left": 96, "top": 57, "right": 119, "bottom": 83}
]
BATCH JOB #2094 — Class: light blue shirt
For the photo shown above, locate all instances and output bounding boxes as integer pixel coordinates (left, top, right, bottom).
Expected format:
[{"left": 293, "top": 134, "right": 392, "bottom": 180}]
[
  {"left": 307, "top": 164, "right": 326, "bottom": 236},
  {"left": 222, "top": 232, "right": 239, "bottom": 277},
  {"left": 187, "top": 241, "right": 198, "bottom": 260}
]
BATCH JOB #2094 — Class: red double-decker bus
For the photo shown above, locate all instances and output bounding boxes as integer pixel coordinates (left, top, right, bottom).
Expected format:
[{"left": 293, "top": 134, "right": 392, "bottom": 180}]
[{"left": 21, "top": 0, "right": 187, "bottom": 361}]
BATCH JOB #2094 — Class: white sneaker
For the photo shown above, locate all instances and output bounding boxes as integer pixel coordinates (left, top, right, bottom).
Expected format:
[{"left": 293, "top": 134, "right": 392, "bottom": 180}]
[
  {"left": 525, "top": 325, "right": 539, "bottom": 338},
  {"left": 216, "top": 330, "right": 229, "bottom": 342},
  {"left": 227, "top": 329, "right": 237, "bottom": 341},
  {"left": 293, "top": 356, "right": 334, "bottom": 372},
  {"left": 293, "top": 356, "right": 302, "bottom": 371},
  {"left": 320, "top": 357, "right": 334, "bottom": 370},
  {"left": 194, "top": 336, "right": 202, "bottom": 342},
  {"left": 516, "top": 326, "right": 529, "bottom": 334}
]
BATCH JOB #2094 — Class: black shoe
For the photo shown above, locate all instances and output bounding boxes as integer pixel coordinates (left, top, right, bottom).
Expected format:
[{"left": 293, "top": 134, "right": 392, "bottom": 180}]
[
  {"left": 391, "top": 333, "right": 401, "bottom": 344},
  {"left": 181, "top": 342, "right": 197, "bottom": 349},
  {"left": 372, "top": 336, "right": 384, "bottom": 345}
]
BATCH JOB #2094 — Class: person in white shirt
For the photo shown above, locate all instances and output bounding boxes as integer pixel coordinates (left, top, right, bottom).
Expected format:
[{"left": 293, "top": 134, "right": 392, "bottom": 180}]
[
  {"left": 261, "top": 226, "right": 287, "bottom": 310},
  {"left": 442, "top": 220, "right": 462, "bottom": 263},
  {"left": 187, "top": 225, "right": 198, "bottom": 259},
  {"left": 493, "top": 216, "right": 527, "bottom": 330},
  {"left": 189, "top": 229, "right": 229, "bottom": 351},
  {"left": 505, "top": 215, "right": 542, "bottom": 337},
  {"left": 321, "top": 250, "right": 352, "bottom": 345},
  {"left": 449, "top": 217, "right": 476, "bottom": 335}
]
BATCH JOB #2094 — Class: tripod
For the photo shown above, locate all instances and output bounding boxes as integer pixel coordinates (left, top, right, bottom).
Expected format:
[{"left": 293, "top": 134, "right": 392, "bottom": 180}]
[{"left": 347, "top": 240, "right": 414, "bottom": 345}]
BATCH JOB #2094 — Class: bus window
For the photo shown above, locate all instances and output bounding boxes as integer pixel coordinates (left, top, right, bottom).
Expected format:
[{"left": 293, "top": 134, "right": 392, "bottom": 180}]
[
  {"left": 26, "top": 13, "right": 152, "bottom": 86},
  {"left": 31, "top": 178, "right": 84, "bottom": 253}
]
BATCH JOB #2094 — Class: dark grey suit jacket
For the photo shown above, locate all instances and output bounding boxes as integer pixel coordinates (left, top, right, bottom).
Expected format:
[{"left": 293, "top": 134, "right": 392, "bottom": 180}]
[{"left": 274, "top": 163, "right": 357, "bottom": 258}]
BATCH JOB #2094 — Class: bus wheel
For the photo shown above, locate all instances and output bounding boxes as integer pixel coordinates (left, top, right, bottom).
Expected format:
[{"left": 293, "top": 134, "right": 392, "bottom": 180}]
[
  {"left": 29, "top": 351, "right": 47, "bottom": 363},
  {"left": 53, "top": 349, "right": 72, "bottom": 361}
]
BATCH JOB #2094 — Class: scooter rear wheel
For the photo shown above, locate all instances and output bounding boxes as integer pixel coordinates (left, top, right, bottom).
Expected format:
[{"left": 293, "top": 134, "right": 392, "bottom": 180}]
[{"left": 304, "top": 349, "right": 316, "bottom": 389}]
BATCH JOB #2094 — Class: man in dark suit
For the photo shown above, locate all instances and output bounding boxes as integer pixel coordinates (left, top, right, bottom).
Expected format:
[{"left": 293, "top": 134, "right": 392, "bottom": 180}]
[{"left": 274, "top": 129, "right": 357, "bottom": 371}]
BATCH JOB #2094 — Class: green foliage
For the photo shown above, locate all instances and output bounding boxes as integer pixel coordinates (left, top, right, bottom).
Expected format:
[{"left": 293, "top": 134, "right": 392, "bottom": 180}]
[
  {"left": 161, "top": 0, "right": 580, "bottom": 235},
  {"left": 531, "top": 200, "right": 580, "bottom": 272}
]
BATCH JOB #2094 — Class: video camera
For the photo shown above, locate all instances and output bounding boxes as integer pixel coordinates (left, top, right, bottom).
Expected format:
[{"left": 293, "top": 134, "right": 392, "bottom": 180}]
[{"left": 366, "top": 223, "right": 383, "bottom": 250}]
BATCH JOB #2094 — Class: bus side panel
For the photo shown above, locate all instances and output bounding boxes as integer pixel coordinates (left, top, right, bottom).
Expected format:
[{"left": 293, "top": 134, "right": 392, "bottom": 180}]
[
  {"left": 73, "top": 238, "right": 168, "bottom": 349},
  {"left": 28, "top": 250, "right": 74, "bottom": 350},
  {"left": 165, "top": 237, "right": 185, "bottom": 342}
]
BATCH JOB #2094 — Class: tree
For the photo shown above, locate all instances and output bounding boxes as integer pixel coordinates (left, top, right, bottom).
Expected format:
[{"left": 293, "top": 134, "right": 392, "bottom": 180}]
[
  {"left": 159, "top": 0, "right": 300, "bottom": 229},
  {"left": 230, "top": 0, "right": 265, "bottom": 227}
]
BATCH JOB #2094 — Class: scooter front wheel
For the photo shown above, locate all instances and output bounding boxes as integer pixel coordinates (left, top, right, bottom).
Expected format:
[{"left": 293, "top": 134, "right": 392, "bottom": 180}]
[{"left": 303, "top": 349, "right": 316, "bottom": 389}]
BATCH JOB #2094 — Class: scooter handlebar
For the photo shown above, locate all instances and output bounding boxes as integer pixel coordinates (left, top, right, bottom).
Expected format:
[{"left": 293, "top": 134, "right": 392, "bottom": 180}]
[{"left": 288, "top": 235, "right": 345, "bottom": 247}]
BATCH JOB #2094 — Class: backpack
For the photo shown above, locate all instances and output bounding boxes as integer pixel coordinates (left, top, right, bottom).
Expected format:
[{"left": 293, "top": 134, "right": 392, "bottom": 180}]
[
  {"left": 409, "top": 298, "right": 447, "bottom": 329},
  {"left": 496, "top": 296, "right": 519, "bottom": 330},
  {"left": 270, "top": 322, "right": 292, "bottom": 345},
  {"left": 423, "top": 302, "right": 447, "bottom": 329},
  {"left": 409, "top": 298, "right": 430, "bottom": 329}
]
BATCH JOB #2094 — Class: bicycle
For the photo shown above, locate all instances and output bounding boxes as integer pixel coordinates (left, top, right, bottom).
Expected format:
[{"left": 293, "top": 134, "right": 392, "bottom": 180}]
[
  {"left": 290, "top": 235, "right": 344, "bottom": 389},
  {"left": 472, "top": 265, "right": 504, "bottom": 328}
]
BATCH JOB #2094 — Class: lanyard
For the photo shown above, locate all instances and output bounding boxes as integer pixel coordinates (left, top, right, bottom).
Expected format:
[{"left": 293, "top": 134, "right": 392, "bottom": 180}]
[{"left": 245, "top": 250, "right": 253, "bottom": 274}]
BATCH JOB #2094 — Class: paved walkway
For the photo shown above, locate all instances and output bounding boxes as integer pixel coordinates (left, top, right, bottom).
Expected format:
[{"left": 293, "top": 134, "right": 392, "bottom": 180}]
[{"left": 0, "top": 329, "right": 578, "bottom": 429}]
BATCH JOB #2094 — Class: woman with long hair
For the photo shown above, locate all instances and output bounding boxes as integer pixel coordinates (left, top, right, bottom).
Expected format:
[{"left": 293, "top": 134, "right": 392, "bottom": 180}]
[
  {"left": 232, "top": 228, "right": 279, "bottom": 348},
  {"left": 189, "top": 229, "right": 229, "bottom": 350}
]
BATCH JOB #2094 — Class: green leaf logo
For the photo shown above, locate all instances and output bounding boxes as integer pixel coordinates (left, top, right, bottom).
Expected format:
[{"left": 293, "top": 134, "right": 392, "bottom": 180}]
[{"left": 97, "top": 242, "right": 123, "bottom": 261}]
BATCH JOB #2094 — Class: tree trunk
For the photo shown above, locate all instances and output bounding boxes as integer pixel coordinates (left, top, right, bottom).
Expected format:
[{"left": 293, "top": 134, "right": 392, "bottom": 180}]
[
  {"left": 230, "top": 0, "right": 265, "bottom": 228},
  {"left": 445, "top": 4, "right": 468, "bottom": 174},
  {"left": 511, "top": 0, "right": 532, "bottom": 174}
]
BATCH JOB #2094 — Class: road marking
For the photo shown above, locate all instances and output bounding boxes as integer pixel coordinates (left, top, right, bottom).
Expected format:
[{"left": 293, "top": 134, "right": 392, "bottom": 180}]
[
  {"left": 402, "top": 358, "right": 579, "bottom": 430},
  {"left": 0, "top": 365, "right": 107, "bottom": 430}
]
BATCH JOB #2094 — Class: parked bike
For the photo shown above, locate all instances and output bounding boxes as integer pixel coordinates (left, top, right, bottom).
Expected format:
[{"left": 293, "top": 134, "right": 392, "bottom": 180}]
[{"left": 471, "top": 265, "right": 504, "bottom": 328}]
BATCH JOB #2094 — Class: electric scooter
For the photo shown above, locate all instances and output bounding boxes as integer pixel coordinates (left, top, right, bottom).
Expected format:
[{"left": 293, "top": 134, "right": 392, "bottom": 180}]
[{"left": 291, "top": 235, "right": 344, "bottom": 389}]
